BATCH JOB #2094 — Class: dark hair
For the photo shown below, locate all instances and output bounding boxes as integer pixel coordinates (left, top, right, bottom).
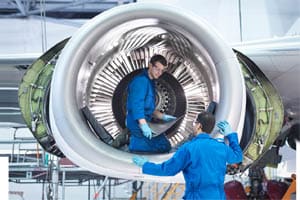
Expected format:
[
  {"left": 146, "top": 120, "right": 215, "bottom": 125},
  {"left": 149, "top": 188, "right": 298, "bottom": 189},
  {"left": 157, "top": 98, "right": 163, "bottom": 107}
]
[
  {"left": 150, "top": 54, "right": 167, "bottom": 66},
  {"left": 196, "top": 112, "right": 215, "bottom": 133}
]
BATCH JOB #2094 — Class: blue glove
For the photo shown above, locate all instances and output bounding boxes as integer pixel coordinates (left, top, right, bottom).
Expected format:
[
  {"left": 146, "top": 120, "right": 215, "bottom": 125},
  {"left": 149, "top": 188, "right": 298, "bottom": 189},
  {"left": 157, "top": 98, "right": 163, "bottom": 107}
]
[
  {"left": 162, "top": 114, "right": 177, "bottom": 122},
  {"left": 139, "top": 123, "right": 152, "bottom": 139},
  {"left": 133, "top": 155, "right": 148, "bottom": 167},
  {"left": 217, "top": 121, "right": 233, "bottom": 136}
]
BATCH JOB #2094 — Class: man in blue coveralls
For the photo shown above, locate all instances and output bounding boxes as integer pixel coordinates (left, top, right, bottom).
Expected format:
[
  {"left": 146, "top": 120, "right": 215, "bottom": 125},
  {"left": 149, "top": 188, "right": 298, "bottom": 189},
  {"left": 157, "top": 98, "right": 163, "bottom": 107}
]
[
  {"left": 126, "top": 54, "right": 177, "bottom": 153},
  {"left": 133, "top": 112, "right": 243, "bottom": 199}
]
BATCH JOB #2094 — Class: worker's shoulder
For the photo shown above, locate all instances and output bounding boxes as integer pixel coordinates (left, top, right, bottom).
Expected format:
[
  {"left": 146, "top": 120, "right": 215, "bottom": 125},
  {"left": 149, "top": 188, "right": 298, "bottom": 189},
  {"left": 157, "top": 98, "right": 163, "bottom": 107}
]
[
  {"left": 131, "top": 73, "right": 148, "bottom": 83},
  {"left": 190, "top": 137, "right": 225, "bottom": 146},
  {"left": 209, "top": 138, "right": 228, "bottom": 147},
  {"left": 176, "top": 140, "right": 193, "bottom": 151}
]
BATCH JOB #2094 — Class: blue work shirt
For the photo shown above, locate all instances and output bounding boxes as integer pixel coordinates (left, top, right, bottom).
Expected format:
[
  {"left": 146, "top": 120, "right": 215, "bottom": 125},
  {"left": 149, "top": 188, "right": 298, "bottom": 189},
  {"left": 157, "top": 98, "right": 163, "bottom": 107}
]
[
  {"left": 126, "top": 69, "right": 156, "bottom": 134},
  {"left": 142, "top": 133, "right": 243, "bottom": 199}
]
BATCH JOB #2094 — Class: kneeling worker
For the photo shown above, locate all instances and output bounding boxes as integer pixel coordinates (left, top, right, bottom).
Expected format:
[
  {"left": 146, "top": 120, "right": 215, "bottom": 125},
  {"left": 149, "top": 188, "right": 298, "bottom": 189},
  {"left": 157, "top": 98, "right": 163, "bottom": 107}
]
[
  {"left": 133, "top": 112, "right": 243, "bottom": 199},
  {"left": 126, "top": 54, "right": 176, "bottom": 153}
]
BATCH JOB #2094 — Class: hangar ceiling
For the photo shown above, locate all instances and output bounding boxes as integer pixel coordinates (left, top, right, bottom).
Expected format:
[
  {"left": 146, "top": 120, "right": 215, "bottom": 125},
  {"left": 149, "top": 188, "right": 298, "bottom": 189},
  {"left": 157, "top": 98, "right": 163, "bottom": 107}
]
[
  {"left": 0, "top": 0, "right": 136, "bottom": 18},
  {"left": 0, "top": 0, "right": 137, "bottom": 128}
]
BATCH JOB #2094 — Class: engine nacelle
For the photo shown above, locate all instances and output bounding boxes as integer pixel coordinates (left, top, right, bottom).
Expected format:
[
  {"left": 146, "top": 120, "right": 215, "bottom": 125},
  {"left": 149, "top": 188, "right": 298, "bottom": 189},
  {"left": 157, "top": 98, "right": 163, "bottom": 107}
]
[{"left": 19, "top": 3, "right": 283, "bottom": 182}]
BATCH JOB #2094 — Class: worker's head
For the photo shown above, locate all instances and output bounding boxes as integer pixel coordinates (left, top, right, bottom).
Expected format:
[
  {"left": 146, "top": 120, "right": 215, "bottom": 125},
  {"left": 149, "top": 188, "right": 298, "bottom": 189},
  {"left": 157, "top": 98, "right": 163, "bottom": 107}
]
[
  {"left": 193, "top": 111, "right": 215, "bottom": 135},
  {"left": 148, "top": 54, "right": 167, "bottom": 79}
]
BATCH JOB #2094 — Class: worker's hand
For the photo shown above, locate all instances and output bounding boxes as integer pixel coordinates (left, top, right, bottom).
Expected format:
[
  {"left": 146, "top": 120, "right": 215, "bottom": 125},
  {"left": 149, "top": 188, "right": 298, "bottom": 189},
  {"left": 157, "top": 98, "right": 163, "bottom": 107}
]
[
  {"left": 139, "top": 123, "right": 152, "bottom": 139},
  {"left": 162, "top": 114, "right": 177, "bottom": 122},
  {"left": 217, "top": 121, "right": 233, "bottom": 136},
  {"left": 132, "top": 155, "right": 148, "bottom": 167}
]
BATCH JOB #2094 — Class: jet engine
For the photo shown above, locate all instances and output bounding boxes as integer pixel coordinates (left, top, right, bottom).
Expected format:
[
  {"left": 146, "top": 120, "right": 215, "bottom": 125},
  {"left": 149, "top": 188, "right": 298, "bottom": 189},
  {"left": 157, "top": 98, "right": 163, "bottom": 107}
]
[{"left": 18, "top": 3, "right": 283, "bottom": 182}]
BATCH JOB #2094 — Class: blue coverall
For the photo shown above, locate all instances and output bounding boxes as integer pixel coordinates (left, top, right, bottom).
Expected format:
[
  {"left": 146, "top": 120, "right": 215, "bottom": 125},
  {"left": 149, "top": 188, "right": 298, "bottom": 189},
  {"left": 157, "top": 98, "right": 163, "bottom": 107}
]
[
  {"left": 126, "top": 69, "right": 171, "bottom": 153},
  {"left": 142, "top": 133, "right": 243, "bottom": 199}
]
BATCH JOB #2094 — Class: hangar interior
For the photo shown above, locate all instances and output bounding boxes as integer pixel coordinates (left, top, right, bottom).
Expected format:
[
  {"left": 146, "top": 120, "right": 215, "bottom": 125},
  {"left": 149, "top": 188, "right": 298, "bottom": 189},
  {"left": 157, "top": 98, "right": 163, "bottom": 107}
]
[{"left": 0, "top": 0, "right": 298, "bottom": 199}]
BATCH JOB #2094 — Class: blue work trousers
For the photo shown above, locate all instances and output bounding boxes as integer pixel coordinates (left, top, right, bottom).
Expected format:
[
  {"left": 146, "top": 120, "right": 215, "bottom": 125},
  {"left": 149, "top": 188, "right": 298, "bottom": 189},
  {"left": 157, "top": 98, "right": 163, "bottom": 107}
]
[{"left": 128, "top": 132, "right": 171, "bottom": 153}]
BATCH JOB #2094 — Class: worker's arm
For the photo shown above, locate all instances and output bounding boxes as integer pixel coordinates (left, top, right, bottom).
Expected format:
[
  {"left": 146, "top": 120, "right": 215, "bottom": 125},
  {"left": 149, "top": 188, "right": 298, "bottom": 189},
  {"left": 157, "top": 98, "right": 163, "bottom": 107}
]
[
  {"left": 217, "top": 121, "right": 243, "bottom": 164},
  {"left": 127, "top": 77, "right": 153, "bottom": 139},
  {"left": 142, "top": 145, "right": 190, "bottom": 176},
  {"left": 226, "top": 133, "right": 243, "bottom": 164},
  {"left": 128, "top": 77, "right": 147, "bottom": 121}
]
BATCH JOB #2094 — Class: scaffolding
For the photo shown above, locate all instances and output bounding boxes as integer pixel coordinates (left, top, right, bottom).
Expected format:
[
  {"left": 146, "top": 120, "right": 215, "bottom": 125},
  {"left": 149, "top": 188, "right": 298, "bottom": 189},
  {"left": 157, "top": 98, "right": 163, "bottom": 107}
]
[{"left": 3, "top": 126, "right": 185, "bottom": 200}]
